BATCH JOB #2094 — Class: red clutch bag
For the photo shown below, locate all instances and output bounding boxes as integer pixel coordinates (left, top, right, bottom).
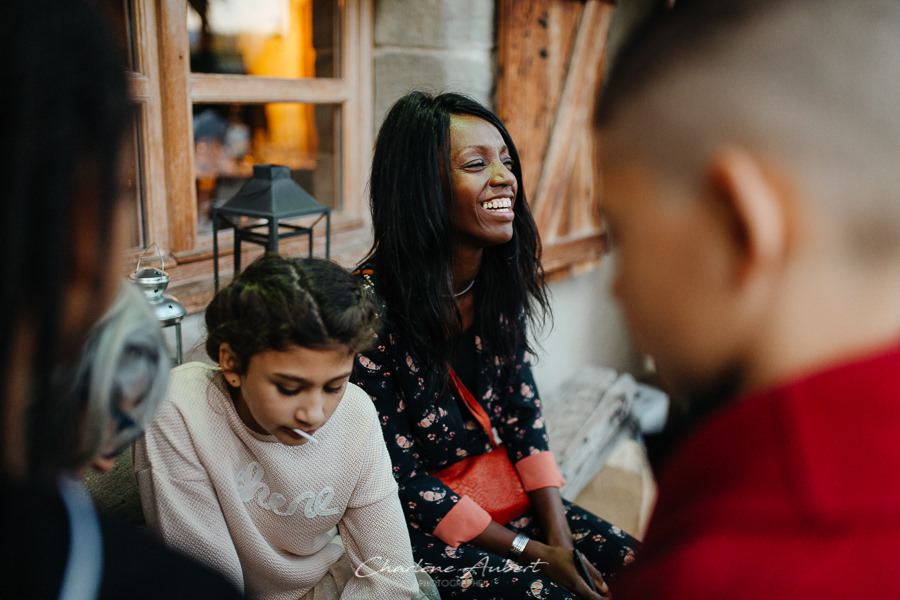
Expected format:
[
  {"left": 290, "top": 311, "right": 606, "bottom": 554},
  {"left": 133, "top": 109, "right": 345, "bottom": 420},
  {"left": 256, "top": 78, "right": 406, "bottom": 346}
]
[{"left": 429, "top": 368, "right": 530, "bottom": 525}]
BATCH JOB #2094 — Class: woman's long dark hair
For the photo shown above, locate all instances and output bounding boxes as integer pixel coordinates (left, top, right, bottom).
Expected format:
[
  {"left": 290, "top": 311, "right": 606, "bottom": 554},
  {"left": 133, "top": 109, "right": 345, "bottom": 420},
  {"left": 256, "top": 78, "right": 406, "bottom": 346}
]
[
  {"left": 1, "top": 1, "right": 130, "bottom": 477},
  {"left": 364, "top": 91, "right": 551, "bottom": 375}
]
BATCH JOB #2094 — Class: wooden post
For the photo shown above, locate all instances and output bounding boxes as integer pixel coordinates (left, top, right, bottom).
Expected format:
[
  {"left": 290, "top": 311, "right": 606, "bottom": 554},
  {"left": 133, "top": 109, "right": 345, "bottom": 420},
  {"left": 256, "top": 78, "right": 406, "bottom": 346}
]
[{"left": 496, "top": 0, "right": 615, "bottom": 276}]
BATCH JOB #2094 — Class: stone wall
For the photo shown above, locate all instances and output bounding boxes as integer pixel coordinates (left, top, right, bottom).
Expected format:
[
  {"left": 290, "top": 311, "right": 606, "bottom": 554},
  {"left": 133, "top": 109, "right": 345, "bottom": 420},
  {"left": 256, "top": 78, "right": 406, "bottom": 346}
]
[{"left": 373, "top": 0, "right": 496, "bottom": 125}]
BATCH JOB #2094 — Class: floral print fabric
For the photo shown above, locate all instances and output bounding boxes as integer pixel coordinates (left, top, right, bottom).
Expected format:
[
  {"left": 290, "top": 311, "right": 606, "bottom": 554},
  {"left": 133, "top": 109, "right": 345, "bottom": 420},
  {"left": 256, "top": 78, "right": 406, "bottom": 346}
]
[
  {"left": 351, "top": 270, "right": 640, "bottom": 597},
  {"left": 412, "top": 500, "right": 637, "bottom": 599},
  {"left": 352, "top": 271, "right": 553, "bottom": 534}
]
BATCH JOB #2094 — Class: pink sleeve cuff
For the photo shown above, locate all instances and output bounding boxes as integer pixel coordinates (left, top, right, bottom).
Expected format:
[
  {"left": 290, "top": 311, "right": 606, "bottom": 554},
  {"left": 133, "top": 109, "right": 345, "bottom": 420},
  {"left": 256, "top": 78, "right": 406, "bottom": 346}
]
[
  {"left": 515, "top": 451, "right": 566, "bottom": 491},
  {"left": 432, "top": 495, "right": 492, "bottom": 547}
]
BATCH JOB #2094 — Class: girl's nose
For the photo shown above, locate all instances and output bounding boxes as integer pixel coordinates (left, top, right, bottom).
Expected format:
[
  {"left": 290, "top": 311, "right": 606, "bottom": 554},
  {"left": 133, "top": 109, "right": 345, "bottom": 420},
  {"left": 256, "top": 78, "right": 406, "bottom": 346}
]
[{"left": 295, "top": 396, "right": 325, "bottom": 426}]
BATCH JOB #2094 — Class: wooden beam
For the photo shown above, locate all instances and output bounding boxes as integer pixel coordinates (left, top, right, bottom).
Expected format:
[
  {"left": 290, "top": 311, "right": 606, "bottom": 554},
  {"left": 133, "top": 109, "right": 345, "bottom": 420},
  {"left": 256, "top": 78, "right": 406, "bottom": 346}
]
[
  {"left": 341, "top": 0, "right": 374, "bottom": 226},
  {"left": 190, "top": 74, "right": 349, "bottom": 104},
  {"left": 532, "top": 0, "right": 613, "bottom": 242},
  {"left": 497, "top": 0, "right": 582, "bottom": 199},
  {"left": 541, "top": 232, "right": 608, "bottom": 277},
  {"left": 158, "top": 0, "right": 198, "bottom": 253},
  {"left": 130, "top": 1, "right": 169, "bottom": 250}
]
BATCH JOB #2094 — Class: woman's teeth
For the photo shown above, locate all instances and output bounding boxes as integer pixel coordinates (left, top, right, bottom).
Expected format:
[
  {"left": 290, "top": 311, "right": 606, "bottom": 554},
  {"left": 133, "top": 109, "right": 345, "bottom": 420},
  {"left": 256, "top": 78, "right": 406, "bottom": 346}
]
[{"left": 481, "top": 198, "right": 512, "bottom": 211}]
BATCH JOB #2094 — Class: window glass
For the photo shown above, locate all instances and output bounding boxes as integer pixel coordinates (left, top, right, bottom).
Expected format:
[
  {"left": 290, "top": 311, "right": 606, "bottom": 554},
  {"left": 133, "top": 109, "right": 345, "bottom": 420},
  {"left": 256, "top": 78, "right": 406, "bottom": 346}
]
[
  {"left": 193, "top": 102, "right": 341, "bottom": 234},
  {"left": 103, "top": 0, "right": 139, "bottom": 72},
  {"left": 187, "top": 0, "right": 340, "bottom": 78},
  {"left": 123, "top": 110, "right": 147, "bottom": 249}
]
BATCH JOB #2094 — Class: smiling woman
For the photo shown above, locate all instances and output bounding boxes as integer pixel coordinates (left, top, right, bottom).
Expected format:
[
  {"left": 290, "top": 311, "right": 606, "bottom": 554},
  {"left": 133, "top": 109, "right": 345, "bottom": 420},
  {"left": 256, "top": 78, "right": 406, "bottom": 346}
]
[{"left": 351, "top": 91, "right": 639, "bottom": 599}]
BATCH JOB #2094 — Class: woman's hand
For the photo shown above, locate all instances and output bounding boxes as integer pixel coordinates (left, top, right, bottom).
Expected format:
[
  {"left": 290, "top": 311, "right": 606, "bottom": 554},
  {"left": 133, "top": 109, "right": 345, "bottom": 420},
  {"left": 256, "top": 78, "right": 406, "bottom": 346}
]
[
  {"left": 471, "top": 522, "right": 611, "bottom": 599},
  {"left": 522, "top": 488, "right": 612, "bottom": 598},
  {"left": 523, "top": 539, "right": 611, "bottom": 600}
]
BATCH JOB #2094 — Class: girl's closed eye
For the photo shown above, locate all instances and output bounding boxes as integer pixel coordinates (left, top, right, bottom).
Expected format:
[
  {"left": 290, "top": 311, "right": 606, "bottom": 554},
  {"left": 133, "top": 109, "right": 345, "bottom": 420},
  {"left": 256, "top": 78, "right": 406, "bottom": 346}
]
[
  {"left": 325, "top": 381, "right": 347, "bottom": 394},
  {"left": 277, "top": 384, "right": 302, "bottom": 396}
]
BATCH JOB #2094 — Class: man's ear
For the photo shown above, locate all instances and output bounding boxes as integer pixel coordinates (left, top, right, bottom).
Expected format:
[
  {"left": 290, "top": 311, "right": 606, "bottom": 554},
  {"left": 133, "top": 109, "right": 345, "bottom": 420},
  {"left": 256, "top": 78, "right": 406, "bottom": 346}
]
[
  {"left": 219, "top": 343, "right": 242, "bottom": 388},
  {"left": 707, "top": 146, "right": 789, "bottom": 286}
]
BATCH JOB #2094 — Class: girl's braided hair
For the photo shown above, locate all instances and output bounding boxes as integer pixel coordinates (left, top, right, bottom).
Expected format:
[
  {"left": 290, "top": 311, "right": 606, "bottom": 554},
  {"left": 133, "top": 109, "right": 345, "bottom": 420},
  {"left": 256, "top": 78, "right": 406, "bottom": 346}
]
[{"left": 205, "top": 254, "right": 378, "bottom": 371}]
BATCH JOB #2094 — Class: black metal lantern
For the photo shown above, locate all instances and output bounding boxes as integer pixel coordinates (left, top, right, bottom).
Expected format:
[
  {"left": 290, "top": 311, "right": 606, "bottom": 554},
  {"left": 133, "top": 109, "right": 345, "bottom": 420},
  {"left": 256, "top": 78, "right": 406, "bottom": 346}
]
[{"left": 212, "top": 164, "right": 331, "bottom": 290}]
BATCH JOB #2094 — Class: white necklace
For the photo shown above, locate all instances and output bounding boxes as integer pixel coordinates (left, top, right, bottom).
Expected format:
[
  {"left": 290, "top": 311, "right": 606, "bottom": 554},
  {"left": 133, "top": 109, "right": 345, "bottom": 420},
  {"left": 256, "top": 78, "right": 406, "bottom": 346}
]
[{"left": 453, "top": 279, "right": 475, "bottom": 297}]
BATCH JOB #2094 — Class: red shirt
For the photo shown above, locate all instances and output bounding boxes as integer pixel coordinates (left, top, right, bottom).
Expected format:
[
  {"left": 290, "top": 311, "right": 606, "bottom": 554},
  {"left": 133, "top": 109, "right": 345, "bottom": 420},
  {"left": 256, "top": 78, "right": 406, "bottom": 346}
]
[{"left": 616, "top": 343, "right": 900, "bottom": 599}]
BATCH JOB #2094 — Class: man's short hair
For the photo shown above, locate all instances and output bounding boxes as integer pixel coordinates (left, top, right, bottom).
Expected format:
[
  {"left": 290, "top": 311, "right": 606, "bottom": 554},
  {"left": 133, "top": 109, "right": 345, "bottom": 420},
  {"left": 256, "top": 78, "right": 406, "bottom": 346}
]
[{"left": 598, "top": 0, "right": 900, "bottom": 260}]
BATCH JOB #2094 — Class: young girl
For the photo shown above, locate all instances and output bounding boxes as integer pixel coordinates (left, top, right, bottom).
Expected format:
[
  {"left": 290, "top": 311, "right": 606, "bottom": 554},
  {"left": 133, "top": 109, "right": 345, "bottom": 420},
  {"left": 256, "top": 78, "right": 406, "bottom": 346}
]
[{"left": 135, "top": 255, "right": 436, "bottom": 600}]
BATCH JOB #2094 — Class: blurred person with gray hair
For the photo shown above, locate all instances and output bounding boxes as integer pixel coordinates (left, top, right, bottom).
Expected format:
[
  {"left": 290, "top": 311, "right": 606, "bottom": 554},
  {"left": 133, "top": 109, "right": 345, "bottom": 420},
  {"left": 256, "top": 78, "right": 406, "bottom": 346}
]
[
  {"left": 51, "top": 282, "right": 170, "bottom": 477},
  {"left": 0, "top": 1, "right": 242, "bottom": 597},
  {"left": 17, "top": 280, "right": 244, "bottom": 599}
]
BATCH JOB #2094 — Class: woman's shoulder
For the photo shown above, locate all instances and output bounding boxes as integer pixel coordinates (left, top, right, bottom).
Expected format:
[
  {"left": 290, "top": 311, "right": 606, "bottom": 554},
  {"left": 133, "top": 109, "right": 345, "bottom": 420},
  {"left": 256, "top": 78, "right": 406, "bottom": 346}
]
[{"left": 100, "top": 516, "right": 243, "bottom": 599}]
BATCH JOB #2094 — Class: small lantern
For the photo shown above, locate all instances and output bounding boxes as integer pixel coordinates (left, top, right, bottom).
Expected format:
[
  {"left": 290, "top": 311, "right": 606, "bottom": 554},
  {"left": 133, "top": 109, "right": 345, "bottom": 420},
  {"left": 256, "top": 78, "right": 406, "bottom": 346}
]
[
  {"left": 212, "top": 164, "right": 331, "bottom": 290},
  {"left": 129, "top": 244, "right": 186, "bottom": 365}
]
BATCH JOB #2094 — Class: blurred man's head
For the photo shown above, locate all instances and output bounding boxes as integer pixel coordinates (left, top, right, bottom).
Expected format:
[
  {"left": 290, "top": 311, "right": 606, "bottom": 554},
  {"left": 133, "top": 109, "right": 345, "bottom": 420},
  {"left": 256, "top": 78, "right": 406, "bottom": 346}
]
[{"left": 598, "top": 0, "right": 900, "bottom": 403}]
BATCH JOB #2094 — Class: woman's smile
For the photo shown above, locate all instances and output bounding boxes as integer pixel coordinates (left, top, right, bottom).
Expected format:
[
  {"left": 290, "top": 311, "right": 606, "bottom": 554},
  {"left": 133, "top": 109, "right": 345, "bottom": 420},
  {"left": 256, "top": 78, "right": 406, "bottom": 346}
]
[
  {"left": 480, "top": 196, "right": 515, "bottom": 214},
  {"left": 449, "top": 114, "right": 518, "bottom": 249}
]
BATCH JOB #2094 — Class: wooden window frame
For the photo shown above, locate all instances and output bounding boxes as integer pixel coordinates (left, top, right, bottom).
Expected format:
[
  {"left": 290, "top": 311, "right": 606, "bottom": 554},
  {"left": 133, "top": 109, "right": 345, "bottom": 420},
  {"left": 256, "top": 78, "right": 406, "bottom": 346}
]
[
  {"left": 126, "top": 1, "right": 168, "bottom": 253},
  {"left": 123, "top": 0, "right": 374, "bottom": 310}
]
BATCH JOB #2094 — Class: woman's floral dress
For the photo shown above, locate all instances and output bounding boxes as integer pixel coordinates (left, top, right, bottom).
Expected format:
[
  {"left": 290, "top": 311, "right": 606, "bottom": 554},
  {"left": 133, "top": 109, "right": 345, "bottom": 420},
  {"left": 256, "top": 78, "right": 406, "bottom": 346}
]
[{"left": 351, "top": 269, "right": 638, "bottom": 599}]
